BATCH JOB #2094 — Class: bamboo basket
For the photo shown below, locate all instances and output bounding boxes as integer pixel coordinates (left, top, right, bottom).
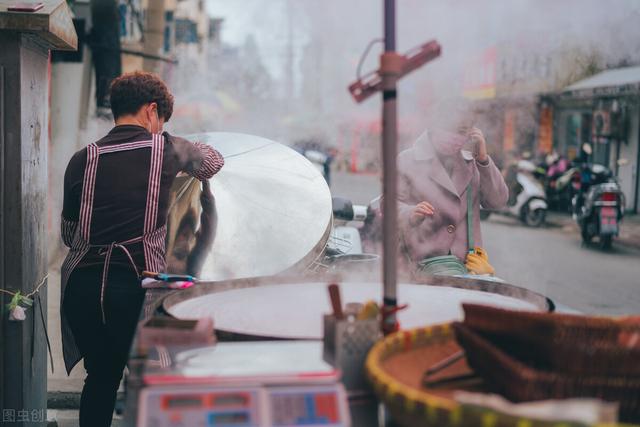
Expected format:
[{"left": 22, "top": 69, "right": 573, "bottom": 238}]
[
  {"left": 365, "top": 323, "right": 639, "bottom": 427},
  {"left": 460, "top": 304, "right": 640, "bottom": 376},
  {"left": 454, "top": 322, "right": 640, "bottom": 423}
]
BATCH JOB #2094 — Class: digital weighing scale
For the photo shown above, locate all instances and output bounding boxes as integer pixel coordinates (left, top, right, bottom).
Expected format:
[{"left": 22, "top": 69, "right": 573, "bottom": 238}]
[{"left": 137, "top": 341, "right": 350, "bottom": 427}]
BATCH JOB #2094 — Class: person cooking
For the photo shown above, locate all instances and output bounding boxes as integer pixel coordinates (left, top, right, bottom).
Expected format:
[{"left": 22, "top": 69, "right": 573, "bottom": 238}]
[
  {"left": 398, "top": 106, "right": 508, "bottom": 276},
  {"left": 60, "top": 71, "right": 224, "bottom": 427}
]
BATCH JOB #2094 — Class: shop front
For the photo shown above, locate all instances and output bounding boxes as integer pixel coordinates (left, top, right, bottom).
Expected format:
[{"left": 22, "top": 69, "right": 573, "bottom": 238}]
[{"left": 550, "top": 66, "right": 640, "bottom": 213}]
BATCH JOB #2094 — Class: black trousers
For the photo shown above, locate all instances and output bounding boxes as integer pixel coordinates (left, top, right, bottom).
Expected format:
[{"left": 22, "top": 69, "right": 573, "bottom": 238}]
[{"left": 63, "top": 265, "right": 145, "bottom": 427}]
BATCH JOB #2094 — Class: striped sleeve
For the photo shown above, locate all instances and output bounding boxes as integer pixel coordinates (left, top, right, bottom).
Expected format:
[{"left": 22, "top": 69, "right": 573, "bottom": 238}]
[
  {"left": 61, "top": 217, "right": 78, "bottom": 247},
  {"left": 189, "top": 142, "right": 224, "bottom": 181}
]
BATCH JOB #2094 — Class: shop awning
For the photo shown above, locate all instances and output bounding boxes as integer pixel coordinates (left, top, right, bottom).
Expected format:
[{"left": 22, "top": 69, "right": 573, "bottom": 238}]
[{"left": 562, "top": 65, "right": 640, "bottom": 98}]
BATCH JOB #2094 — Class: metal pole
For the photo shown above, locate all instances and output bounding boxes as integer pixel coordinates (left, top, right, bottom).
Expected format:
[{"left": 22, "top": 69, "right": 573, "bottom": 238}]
[
  {"left": 384, "top": 0, "right": 396, "bottom": 51},
  {"left": 381, "top": 0, "right": 399, "bottom": 334},
  {"left": 636, "top": 110, "right": 640, "bottom": 213},
  {"left": 0, "top": 64, "right": 5, "bottom": 414},
  {"left": 285, "top": 0, "right": 294, "bottom": 111}
]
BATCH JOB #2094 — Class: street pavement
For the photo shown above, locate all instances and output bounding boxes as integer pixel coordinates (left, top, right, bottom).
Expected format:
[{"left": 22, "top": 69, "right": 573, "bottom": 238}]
[
  {"left": 482, "top": 215, "right": 640, "bottom": 315},
  {"left": 330, "top": 169, "right": 382, "bottom": 205}
]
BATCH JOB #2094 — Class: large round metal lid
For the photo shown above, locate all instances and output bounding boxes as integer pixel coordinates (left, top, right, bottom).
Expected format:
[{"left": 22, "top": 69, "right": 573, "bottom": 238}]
[
  {"left": 167, "top": 133, "right": 332, "bottom": 281},
  {"left": 166, "top": 280, "right": 546, "bottom": 340}
]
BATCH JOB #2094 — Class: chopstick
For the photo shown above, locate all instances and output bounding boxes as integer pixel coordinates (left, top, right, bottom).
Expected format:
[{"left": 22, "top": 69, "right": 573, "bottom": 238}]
[
  {"left": 424, "top": 350, "right": 465, "bottom": 377},
  {"left": 422, "top": 350, "right": 481, "bottom": 389},
  {"left": 423, "top": 373, "right": 482, "bottom": 389},
  {"left": 328, "top": 283, "right": 344, "bottom": 319}
]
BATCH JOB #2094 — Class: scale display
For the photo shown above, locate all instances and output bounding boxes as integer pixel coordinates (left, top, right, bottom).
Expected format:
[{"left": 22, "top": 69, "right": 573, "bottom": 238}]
[
  {"left": 138, "top": 342, "right": 349, "bottom": 426},
  {"left": 138, "top": 384, "right": 348, "bottom": 426},
  {"left": 270, "top": 388, "right": 341, "bottom": 426}
]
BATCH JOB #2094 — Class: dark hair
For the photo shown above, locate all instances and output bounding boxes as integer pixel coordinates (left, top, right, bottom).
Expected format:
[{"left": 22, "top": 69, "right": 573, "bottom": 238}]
[{"left": 109, "top": 71, "right": 174, "bottom": 121}]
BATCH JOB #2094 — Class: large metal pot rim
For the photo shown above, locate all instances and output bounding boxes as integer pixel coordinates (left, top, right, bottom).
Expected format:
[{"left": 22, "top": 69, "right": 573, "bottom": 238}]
[{"left": 161, "top": 273, "right": 554, "bottom": 317}]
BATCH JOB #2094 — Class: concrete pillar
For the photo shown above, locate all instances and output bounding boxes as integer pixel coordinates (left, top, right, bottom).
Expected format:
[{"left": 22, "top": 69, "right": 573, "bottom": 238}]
[
  {"left": 0, "top": 32, "right": 50, "bottom": 425},
  {"left": 0, "top": 2, "right": 76, "bottom": 425}
]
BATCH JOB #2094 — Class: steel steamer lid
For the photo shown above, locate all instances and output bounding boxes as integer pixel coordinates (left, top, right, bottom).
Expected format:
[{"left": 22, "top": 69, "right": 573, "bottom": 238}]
[{"left": 164, "top": 132, "right": 333, "bottom": 281}]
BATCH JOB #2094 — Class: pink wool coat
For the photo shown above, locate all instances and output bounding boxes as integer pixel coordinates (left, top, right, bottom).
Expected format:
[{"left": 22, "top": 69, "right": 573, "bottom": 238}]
[{"left": 398, "top": 130, "right": 508, "bottom": 262}]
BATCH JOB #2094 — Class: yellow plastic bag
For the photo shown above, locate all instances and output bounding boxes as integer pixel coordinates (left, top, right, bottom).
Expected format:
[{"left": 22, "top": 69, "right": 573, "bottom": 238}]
[{"left": 465, "top": 246, "right": 495, "bottom": 276}]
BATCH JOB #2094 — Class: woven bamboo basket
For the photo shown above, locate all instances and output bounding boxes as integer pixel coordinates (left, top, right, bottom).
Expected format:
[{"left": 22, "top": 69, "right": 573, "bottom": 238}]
[
  {"left": 365, "top": 323, "right": 639, "bottom": 427},
  {"left": 461, "top": 304, "right": 640, "bottom": 376},
  {"left": 454, "top": 322, "right": 640, "bottom": 423}
]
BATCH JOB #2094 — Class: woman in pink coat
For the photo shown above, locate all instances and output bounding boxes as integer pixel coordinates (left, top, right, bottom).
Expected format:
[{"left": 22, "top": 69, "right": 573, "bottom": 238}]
[{"left": 397, "top": 125, "right": 508, "bottom": 275}]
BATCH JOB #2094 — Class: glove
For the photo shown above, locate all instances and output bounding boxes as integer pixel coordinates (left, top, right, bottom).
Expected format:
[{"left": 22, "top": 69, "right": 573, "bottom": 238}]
[{"left": 465, "top": 247, "right": 495, "bottom": 276}]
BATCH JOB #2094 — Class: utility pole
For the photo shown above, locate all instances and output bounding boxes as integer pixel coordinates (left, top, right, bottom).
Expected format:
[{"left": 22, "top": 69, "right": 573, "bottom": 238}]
[
  {"left": 285, "top": 0, "right": 294, "bottom": 111},
  {"left": 348, "top": 1, "right": 440, "bottom": 335},
  {"left": 380, "top": 0, "right": 400, "bottom": 334}
]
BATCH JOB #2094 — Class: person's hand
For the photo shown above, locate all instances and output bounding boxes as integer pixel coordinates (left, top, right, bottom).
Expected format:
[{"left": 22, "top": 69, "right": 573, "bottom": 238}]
[
  {"left": 410, "top": 201, "right": 435, "bottom": 226},
  {"left": 469, "top": 127, "right": 488, "bottom": 163},
  {"left": 199, "top": 180, "right": 214, "bottom": 211}
]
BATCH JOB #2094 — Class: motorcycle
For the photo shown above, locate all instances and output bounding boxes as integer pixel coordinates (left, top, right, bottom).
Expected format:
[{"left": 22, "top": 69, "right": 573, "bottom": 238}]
[
  {"left": 532, "top": 152, "right": 577, "bottom": 213},
  {"left": 551, "top": 166, "right": 582, "bottom": 212},
  {"left": 545, "top": 161, "right": 578, "bottom": 213},
  {"left": 573, "top": 163, "right": 625, "bottom": 250},
  {"left": 481, "top": 160, "right": 548, "bottom": 227}
]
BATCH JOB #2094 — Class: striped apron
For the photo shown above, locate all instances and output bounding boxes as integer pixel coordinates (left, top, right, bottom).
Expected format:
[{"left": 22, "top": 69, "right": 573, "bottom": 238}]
[{"left": 60, "top": 134, "right": 167, "bottom": 375}]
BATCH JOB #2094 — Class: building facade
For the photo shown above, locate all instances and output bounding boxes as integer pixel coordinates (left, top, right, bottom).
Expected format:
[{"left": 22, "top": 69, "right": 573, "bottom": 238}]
[{"left": 549, "top": 67, "right": 640, "bottom": 213}]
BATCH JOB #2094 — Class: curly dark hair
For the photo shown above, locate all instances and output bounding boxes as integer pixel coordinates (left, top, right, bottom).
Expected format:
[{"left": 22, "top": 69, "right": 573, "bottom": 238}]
[{"left": 109, "top": 71, "right": 174, "bottom": 121}]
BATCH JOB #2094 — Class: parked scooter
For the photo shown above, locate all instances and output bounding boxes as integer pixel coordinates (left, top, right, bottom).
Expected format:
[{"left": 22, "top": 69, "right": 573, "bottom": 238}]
[
  {"left": 293, "top": 140, "right": 334, "bottom": 185},
  {"left": 321, "top": 197, "right": 380, "bottom": 273},
  {"left": 481, "top": 160, "right": 548, "bottom": 227},
  {"left": 542, "top": 153, "right": 576, "bottom": 213},
  {"left": 573, "top": 161, "right": 625, "bottom": 250},
  {"left": 550, "top": 166, "right": 581, "bottom": 212}
]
